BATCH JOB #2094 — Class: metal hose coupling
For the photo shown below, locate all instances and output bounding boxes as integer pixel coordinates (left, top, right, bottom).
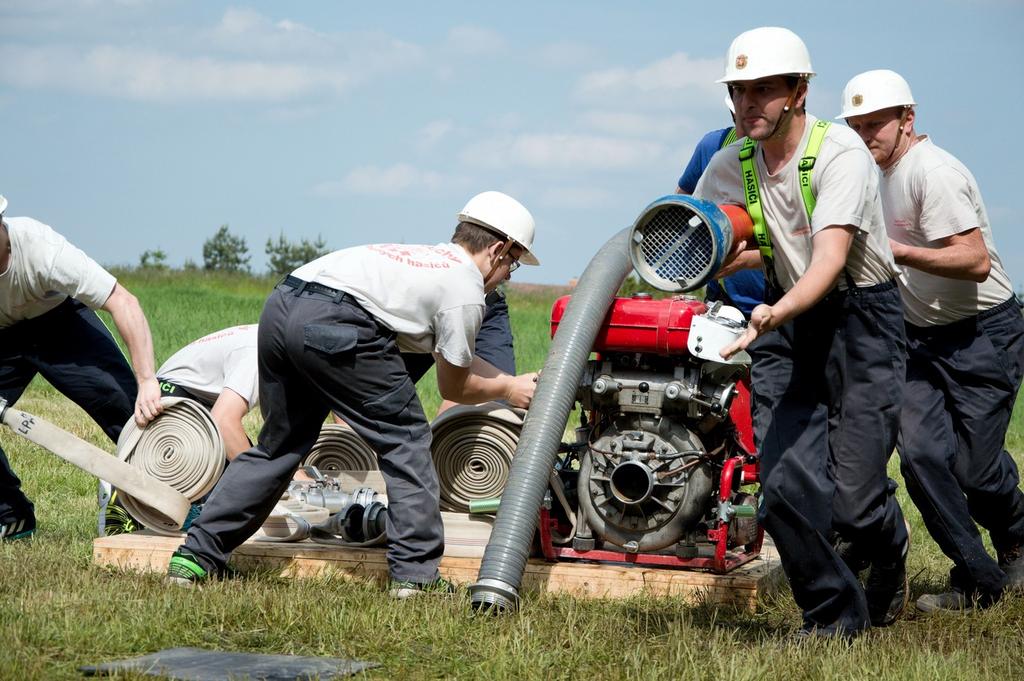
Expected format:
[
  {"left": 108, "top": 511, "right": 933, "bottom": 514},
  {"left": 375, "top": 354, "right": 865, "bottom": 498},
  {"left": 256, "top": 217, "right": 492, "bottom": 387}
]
[
  {"left": 430, "top": 402, "right": 524, "bottom": 513},
  {"left": 469, "top": 228, "right": 634, "bottom": 613},
  {"left": 115, "top": 397, "right": 226, "bottom": 535},
  {"left": 309, "top": 501, "right": 389, "bottom": 547},
  {"left": 301, "top": 423, "right": 379, "bottom": 472}
]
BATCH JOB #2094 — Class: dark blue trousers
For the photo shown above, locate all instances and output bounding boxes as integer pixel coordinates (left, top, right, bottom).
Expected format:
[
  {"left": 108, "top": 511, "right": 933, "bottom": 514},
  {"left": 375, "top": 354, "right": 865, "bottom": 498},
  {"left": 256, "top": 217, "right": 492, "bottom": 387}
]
[
  {"left": 898, "top": 298, "right": 1024, "bottom": 596},
  {"left": 182, "top": 282, "right": 444, "bottom": 582},
  {"left": 751, "top": 281, "right": 909, "bottom": 634},
  {"left": 0, "top": 298, "right": 136, "bottom": 523}
]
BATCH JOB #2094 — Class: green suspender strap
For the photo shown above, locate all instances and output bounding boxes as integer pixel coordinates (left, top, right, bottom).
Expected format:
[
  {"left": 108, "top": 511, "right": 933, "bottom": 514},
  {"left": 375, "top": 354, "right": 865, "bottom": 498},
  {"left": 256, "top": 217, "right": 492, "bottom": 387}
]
[
  {"left": 737, "top": 119, "right": 831, "bottom": 292},
  {"left": 738, "top": 137, "right": 780, "bottom": 291},
  {"left": 798, "top": 120, "right": 831, "bottom": 220},
  {"left": 719, "top": 127, "right": 737, "bottom": 150}
]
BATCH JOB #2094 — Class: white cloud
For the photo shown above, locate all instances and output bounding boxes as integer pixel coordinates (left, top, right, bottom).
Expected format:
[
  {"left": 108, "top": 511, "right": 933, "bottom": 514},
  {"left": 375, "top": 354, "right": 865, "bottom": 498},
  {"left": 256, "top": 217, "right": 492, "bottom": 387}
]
[
  {"left": 444, "top": 26, "right": 506, "bottom": 55},
  {"left": 576, "top": 52, "right": 723, "bottom": 100},
  {"left": 0, "top": 7, "right": 423, "bottom": 102},
  {"left": 0, "top": 45, "right": 351, "bottom": 101},
  {"left": 417, "top": 119, "right": 455, "bottom": 150},
  {"left": 206, "top": 7, "right": 336, "bottom": 58},
  {"left": 460, "top": 133, "right": 665, "bottom": 171},
  {"left": 315, "top": 164, "right": 467, "bottom": 197}
]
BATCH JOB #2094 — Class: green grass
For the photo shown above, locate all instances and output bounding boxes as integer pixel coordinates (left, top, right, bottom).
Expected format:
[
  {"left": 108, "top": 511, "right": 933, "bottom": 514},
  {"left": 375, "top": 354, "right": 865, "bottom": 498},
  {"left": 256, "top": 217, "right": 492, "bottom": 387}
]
[{"left": 2, "top": 271, "right": 1024, "bottom": 680}]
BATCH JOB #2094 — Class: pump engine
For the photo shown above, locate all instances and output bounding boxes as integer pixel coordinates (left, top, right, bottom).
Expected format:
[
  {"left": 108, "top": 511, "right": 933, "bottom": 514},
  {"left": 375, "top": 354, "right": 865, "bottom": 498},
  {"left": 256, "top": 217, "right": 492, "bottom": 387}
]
[{"left": 542, "top": 294, "right": 762, "bottom": 572}]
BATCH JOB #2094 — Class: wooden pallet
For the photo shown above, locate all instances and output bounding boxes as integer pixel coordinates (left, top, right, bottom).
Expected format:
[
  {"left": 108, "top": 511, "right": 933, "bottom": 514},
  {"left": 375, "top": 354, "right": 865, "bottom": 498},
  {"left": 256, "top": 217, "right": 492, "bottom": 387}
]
[{"left": 93, "top": 521, "right": 783, "bottom": 610}]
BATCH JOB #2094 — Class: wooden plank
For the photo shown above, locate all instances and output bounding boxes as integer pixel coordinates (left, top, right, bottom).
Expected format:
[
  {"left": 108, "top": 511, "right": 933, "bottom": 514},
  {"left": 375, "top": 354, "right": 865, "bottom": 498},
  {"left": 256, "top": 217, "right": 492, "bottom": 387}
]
[{"left": 93, "top": 528, "right": 781, "bottom": 610}]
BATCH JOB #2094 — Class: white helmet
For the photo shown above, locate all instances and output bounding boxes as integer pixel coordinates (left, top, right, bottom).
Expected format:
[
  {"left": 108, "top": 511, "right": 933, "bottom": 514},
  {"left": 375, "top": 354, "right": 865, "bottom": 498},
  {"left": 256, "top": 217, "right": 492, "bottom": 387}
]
[
  {"left": 837, "top": 69, "right": 915, "bottom": 119},
  {"left": 0, "top": 195, "right": 7, "bottom": 216},
  {"left": 717, "top": 27, "right": 815, "bottom": 84},
  {"left": 458, "top": 191, "right": 539, "bottom": 265}
]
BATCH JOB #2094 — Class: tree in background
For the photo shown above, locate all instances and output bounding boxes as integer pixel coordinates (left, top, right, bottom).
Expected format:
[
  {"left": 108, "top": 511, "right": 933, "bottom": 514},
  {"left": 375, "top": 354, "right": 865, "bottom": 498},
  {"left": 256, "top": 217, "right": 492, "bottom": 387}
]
[
  {"left": 203, "top": 225, "right": 250, "bottom": 273},
  {"left": 138, "top": 248, "right": 168, "bottom": 270},
  {"left": 265, "top": 232, "right": 329, "bottom": 277}
]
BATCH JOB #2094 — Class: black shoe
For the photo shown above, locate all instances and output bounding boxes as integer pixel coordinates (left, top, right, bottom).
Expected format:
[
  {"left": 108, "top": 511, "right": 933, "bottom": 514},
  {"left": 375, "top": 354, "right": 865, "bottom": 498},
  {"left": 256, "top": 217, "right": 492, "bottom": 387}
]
[
  {"left": 865, "top": 556, "right": 909, "bottom": 626},
  {"left": 998, "top": 545, "right": 1024, "bottom": 592},
  {"left": 916, "top": 587, "right": 1000, "bottom": 614},
  {"left": 916, "top": 590, "right": 970, "bottom": 613},
  {"left": 0, "top": 515, "right": 35, "bottom": 542},
  {"left": 786, "top": 626, "right": 858, "bottom": 645}
]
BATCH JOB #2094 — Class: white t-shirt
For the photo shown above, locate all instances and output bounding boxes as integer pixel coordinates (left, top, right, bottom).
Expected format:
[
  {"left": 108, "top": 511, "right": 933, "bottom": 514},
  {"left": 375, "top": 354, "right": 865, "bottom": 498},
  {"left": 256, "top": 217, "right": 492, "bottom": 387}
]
[
  {"left": 881, "top": 137, "right": 1013, "bottom": 327},
  {"left": 695, "top": 114, "right": 899, "bottom": 291},
  {"left": 156, "top": 325, "right": 259, "bottom": 410},
  {"left": 291, "top": 243, "right": 484, "bottom": 368},
  {"left": 0, "top": 217, "right": 117, "bottom": 328}
]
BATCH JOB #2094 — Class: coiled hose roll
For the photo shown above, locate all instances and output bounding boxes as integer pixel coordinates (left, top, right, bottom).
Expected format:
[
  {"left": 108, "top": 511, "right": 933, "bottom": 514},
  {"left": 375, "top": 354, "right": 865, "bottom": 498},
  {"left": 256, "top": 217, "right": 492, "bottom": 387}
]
[
  {"left": 301, "top": 423, "right": 379, "bottom": 472},
  {"left": 470, "top": 228, "right": 633, "bottom": 612},
  {"left": 430, "top": 402, "right": 524, "bottom": 512},
  {"left": 115, "top": 397, "right": 226, "bottom": 535}
]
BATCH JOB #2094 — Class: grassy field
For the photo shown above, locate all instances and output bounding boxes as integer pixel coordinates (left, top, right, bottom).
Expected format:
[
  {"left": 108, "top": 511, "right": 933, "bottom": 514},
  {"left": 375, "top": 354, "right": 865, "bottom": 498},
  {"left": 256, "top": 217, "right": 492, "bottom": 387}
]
[{"left": 1, "top": 271, "right": 1023, "bottom": 680}]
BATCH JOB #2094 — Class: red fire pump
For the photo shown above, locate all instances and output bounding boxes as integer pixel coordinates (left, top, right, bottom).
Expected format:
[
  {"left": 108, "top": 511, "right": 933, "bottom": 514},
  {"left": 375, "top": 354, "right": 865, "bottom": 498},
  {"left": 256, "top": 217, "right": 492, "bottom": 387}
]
[{"left": 539, "top": 294, "right": 762, "bottom": 572}]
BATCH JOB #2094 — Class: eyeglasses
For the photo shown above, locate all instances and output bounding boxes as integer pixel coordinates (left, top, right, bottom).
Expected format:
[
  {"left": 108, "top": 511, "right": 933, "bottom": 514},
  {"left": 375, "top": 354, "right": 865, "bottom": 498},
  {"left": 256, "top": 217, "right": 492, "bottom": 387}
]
[{"left": 506, "top": 256, "right": 520, "bottom": 273}]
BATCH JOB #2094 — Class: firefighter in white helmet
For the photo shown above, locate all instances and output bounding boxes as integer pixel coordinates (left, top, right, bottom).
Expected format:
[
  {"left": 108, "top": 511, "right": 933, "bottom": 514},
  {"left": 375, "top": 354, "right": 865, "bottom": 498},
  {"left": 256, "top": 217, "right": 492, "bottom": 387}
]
[
  {"left": 841, "top": 69, "right": 1024, "bottom": 613},
  {"left": 693, "top": 27, "right": 910, "bottom": 638},
  {"left": 166, "top": 191, "right": 540, "bottom": 596}
]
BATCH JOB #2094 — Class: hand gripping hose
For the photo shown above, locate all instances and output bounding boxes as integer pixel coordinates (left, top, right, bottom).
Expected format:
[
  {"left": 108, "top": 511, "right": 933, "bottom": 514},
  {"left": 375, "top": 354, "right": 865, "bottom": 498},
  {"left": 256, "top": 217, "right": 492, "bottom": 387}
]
[
  {"left": 115, "top": 397, "right": 226, "bottom": 535},
  {"left": 430, "top": 402, "right": 524, "bottom": 513},
  {"left": 301, "top": 423, "right": 379, "bottom": 472},
  {"left": 469, "top": 228, "right": 633, "bottom": 612},
  {"left": 0, "top": 398, "right": 190, "bottom": 528}
]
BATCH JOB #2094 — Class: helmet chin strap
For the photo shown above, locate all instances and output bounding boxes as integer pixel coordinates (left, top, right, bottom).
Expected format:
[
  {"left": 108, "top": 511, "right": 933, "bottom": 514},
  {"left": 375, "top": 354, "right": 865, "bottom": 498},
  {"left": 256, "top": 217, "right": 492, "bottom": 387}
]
[
  {"left": 484, "top": 239, "right": 514, "bottom": 283},
  {"left": 881, "top": 107, "right": 911, "bottom": 168},
  {"left": 766, "top": 79, "right": 804, "bottom": 140}
]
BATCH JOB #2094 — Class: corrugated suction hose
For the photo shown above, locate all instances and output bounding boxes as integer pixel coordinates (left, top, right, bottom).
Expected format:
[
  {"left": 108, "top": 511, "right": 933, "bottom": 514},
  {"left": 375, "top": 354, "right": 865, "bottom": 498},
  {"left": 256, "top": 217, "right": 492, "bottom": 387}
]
[
  {"left": 430, "top": 402, "right": 524, "bottom": 513},
  {"left": 115, "top": 397, "right": 226, "bottom": 535},
  {"left": 301, "top": 423, "right": 379, "bottom": 472},
  {"left": 470, "top": 228, "right": 633, "bottom": 613}
]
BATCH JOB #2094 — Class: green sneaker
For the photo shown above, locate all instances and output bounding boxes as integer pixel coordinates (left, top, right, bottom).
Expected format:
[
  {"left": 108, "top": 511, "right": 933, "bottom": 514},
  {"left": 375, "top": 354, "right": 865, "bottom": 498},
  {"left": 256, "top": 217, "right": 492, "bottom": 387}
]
[
  {"left": 101, "top": 489, "right": 141, "bottom": 536},
  {"left": 166, "top": 549, "right": 209, "bottom": 587},
  {"left": 388, "top": 576, "right": 456, "bottom": 600},
  {"left": 0, "top": 515, "right": 35, "bottom": 542}
]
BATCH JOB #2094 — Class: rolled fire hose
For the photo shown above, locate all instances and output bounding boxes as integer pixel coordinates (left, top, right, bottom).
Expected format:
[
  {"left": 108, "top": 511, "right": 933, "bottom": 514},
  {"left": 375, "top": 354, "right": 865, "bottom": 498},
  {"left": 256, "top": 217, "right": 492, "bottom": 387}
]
[
  {"left": 430, "top": 402, "right": 524, "bottom": 513},
  {"left": 301, "top": 423, "right": 379, "bottom": 472},
  {"left": 115, "top": 397, "right": 226, "bottom": 535},
  {"left": 0, "top": 398, "right": 190, "bottom": 528},
  {"left": 470, "top": 228, "right": 634, "bottom": 612}
]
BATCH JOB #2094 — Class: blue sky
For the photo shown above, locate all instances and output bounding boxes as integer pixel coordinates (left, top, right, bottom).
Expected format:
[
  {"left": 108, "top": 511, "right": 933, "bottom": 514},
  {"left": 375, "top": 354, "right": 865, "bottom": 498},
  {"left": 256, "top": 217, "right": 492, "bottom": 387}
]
[{"left": 1, "top": 1, "right": 1021, "bottom": 286}]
